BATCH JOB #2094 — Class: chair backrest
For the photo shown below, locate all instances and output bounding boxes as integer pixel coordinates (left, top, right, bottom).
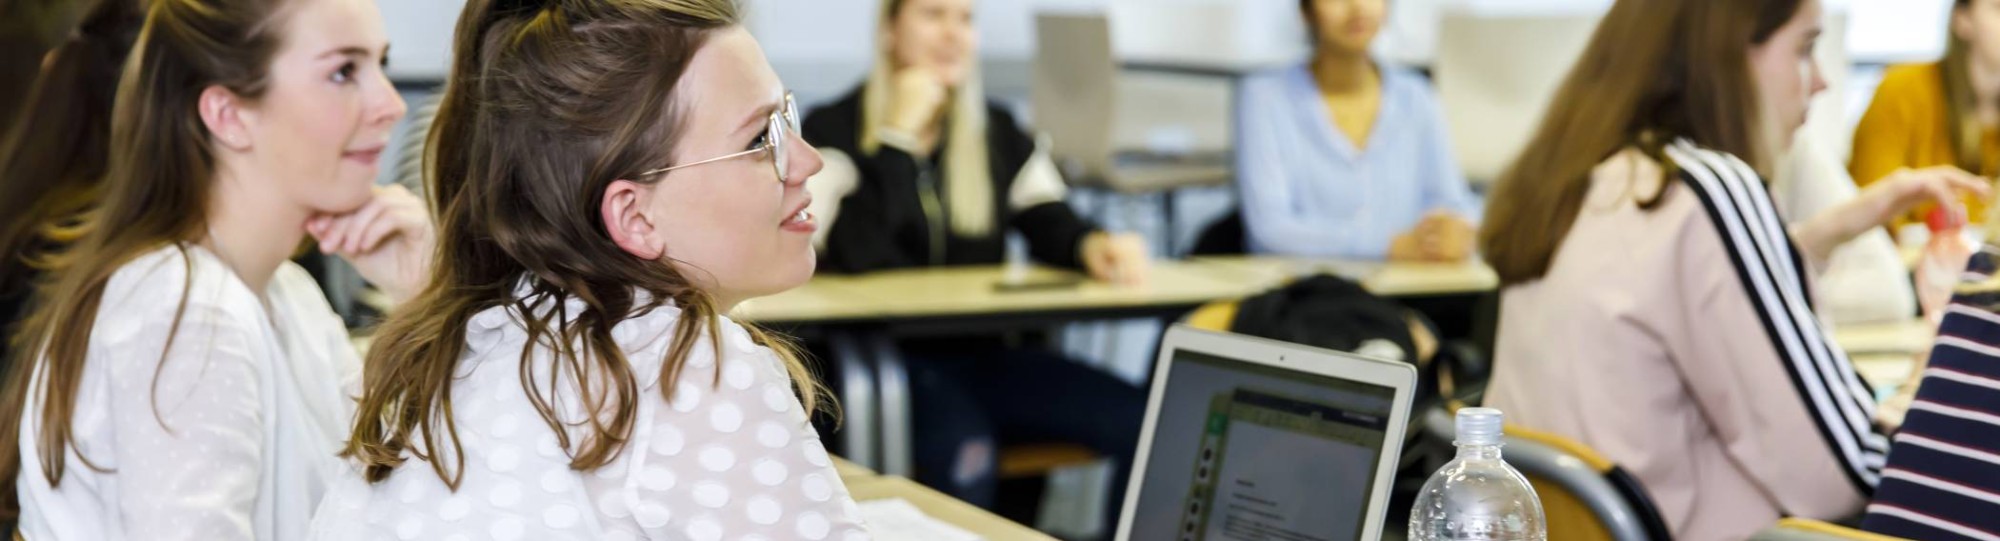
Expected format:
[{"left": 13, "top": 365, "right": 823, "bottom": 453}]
[
  {"left": 1032, "top": 13, "right": 1117, "bottom": 181},
  {"left": 1419, "top": 406, "right": 1667, "bottom": 541},
  {"left": 1431, "top": 11, "right": 1600, "bottom": 186},
  {"left": 1502, "top": 424, "right": 1665, "bottom": 541}
]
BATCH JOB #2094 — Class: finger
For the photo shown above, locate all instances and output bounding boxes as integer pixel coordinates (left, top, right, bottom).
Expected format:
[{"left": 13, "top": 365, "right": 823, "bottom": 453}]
[
  {"left": 1912, "top": 167, "right": 1989, "bottom": 199},
  {"left": 305, "top": 216, "right": 329, "bottom": 237},
  {"left": 310, "top": 215, "right": 354, "bottom": 253},
  {"left": 333, "top": 201, "right": 390, "bottom": 254},
  {"left": 349, "top": 210, "right": 403, "bottom": 255},
  {"left": 1083, "top": 245, "right": 1113, "bottom": 282},
  {"left": 1943, "top": 171, "right": 1992, "bottom": 199}
]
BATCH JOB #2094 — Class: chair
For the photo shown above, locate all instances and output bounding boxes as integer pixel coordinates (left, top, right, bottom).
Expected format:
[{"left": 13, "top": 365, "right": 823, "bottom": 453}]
[
  {"left": 1750, "top": 519, "right": 1912, "bottom": 541},
  {"left": 1422, "top": 406, "right": 1673, "bottom": 541}
]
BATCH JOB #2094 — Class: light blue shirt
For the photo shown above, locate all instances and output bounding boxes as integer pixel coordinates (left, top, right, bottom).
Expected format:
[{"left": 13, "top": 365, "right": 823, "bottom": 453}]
[{"left": 1235, "top": 63, "right": 1482, "bottom": 259}]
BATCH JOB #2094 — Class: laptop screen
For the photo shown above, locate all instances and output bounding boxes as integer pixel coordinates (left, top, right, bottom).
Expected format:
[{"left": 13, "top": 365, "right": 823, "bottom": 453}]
[{"left": 1126, "top": 349, "right": 1399, "bottom": 541}]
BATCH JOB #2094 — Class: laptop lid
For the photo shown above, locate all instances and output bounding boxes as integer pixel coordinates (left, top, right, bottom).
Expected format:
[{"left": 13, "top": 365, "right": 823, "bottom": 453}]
[{"left": 1115, "top": 325, "right": 1419, "bottom": 541}]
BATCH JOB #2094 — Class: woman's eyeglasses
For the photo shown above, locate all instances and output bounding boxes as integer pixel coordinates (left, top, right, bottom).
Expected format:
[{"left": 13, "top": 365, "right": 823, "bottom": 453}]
[{"left": 642, "top": 92, "right": 800, "bottom": 182}]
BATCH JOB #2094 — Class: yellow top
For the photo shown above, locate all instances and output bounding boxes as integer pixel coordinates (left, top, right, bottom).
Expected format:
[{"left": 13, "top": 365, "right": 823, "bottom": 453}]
[{"left": 1850, "top": 62, "right": 2000, "bottom": 227}]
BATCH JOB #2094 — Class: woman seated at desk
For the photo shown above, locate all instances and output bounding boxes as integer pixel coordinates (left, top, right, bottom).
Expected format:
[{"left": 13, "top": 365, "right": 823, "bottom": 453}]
[
  {"left": 801, "top": 0, "right": 1147, "bottom": 531},
  {"left": 1234, "top": 0, "right": 1482, "bottom": 261},
  {"left": 1478, "top": 0, "right": 1985, "bottom": 536}
]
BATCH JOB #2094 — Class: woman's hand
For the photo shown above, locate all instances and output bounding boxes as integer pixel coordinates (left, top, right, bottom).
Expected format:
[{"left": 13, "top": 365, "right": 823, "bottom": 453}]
[
  {"left": 881, "top": 67, "right": 950, "bottom": 153},
  {"left": 1796, "top": 166, "right": 1989, "bottom": 266},
  {"left": 307, "top": 184, "right": 435, "bottom": 303},
  {"left": 1081, "top": 231, "right": 1149, "bottom": 286},
  {"left": 1389, "top": 211, "right": 1476, "bottom": 262}
]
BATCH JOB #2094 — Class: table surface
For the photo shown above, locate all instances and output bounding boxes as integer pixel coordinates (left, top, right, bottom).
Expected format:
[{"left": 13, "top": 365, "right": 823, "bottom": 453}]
[
  {"left": 734, "top": 256, "right": 1500, "bottom": 325},
  {"left": 834, "top": 457, "right": 1057, "bottom": 540},
  {"left": 1831, "top": 319, "right": 1935, "bottom": 356}
]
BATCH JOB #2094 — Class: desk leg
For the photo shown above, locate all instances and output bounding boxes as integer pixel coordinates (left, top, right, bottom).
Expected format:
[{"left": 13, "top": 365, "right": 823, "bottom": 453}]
[
  {"left": 866, "top": 333, "right": 916, "bottom": 478},
  {"left": 828, "top": 332, "right": 879, "bottom": 471}
]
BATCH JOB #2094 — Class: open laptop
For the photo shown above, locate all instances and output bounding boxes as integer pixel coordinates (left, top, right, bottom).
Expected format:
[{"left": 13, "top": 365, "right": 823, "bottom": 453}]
[{"left": 1116, "top": 326, "right": 1419, "bottom": 541}]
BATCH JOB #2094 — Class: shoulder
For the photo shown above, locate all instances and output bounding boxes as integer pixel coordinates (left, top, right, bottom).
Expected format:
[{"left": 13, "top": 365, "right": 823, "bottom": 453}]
[
  {"left": 1876, "top": 62, "right": 1943, "bottom": 95},
  {"left": 1657, "top": 141, "right": 1777, "bottom": 268},
  {"left": 801, "top": 85, "right": 867, "bottom": 151},
  {"left": 94, "top": 244, "right": 264, "bottom": 352},
  {"left": 1379, "top": 64, "right": 1436, "bottom": 96},
  {"left": 1867, "top": 62, "right": 1945, "bottom": 115},
  {"left": 1664, "top": 140, "right": 1763, "bottom": 201},
  {"left": 1239, "top": 64, "right": 1308, "bottom": 99}
]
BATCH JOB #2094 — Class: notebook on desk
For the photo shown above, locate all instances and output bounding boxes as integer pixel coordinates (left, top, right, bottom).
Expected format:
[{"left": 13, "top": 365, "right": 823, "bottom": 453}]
[{"left": 1116, "top": 326, "right": 1419, "bottom": 541}]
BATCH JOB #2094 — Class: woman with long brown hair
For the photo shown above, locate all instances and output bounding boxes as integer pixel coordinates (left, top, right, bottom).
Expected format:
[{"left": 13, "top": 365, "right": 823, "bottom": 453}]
[
  {"left": 0, "top": 0, "right": 422, "bottom": 538},
  {"left": 315, "top": 0, "right": 870, "bottom": 539},
  {"left": 1851, "top": 0, "right": 2000, "bottom": 229},
  {"left": 0, "top": 0, "right": 144, "bottom": 376},
  {"left": 1477, "top": 0, "right": 1985, "bottom": 537}
]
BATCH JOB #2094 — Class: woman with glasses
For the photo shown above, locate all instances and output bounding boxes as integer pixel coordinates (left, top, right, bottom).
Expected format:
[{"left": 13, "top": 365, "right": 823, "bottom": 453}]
[
  {"left": 798, "top": 0, "right": 1146, "bottom": 533},
  {"left": 313, "top": 0, "right": 872, "bottom": 539}
]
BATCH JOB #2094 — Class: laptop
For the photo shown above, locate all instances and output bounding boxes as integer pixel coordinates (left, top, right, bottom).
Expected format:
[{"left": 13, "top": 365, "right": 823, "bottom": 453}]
[{"left": 1115, "top": 326, "right": 1419, "bottom": 541}]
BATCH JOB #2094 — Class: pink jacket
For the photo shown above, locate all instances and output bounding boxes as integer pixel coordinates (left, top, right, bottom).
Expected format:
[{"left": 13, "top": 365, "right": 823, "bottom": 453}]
[{"left": 1488, "top": 142, "right": 1888, "bottom": 540}]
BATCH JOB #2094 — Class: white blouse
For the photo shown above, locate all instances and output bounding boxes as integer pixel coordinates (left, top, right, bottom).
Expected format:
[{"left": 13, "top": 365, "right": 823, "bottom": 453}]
[
  {"left": 15, "top": 244, "right": 362, "bottom": 541},
  {"left": 309, "top": 292, "right": 873, "bottom": 541}
]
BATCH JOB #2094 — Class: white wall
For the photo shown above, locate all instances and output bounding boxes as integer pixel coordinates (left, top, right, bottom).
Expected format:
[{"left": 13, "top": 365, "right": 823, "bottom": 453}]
[
  {"left": 378, "top": 1, "right": 465, "bottom": 81},
  {"left": 379, "top": 0, "right": 1956, "bottom": 87}
]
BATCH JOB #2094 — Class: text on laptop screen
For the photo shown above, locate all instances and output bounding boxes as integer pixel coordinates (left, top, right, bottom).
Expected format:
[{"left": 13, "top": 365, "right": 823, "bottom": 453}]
[{"left": 1129, "top": 350, "right": 1397, "bottom": 541}]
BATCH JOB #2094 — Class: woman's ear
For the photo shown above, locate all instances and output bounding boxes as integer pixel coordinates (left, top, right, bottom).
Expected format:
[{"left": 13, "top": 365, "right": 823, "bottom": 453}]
[
  {"left": 602, "top": 179, "right": 666, "bottom": 260},
  {"left": 198, "top": 85, "right": 253, "bottom": 151}
]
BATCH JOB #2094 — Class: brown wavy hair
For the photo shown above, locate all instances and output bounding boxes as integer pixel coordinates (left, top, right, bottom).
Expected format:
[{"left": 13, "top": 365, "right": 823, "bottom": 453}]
[
  {"left": 0, "top": 0, "right": 144, "bottom": 305},
  {"left": 341, "top": 0, "right": 828, "bottom": 488},
  {"left": 1943, "top": 0, "right": 1996, "bottom": 176},
  {"left": 0, "top": 0, "right": 293, "bottom": 517},
  {"left": 1478, "top": 0, "right": 1805, "bottom": 285}
]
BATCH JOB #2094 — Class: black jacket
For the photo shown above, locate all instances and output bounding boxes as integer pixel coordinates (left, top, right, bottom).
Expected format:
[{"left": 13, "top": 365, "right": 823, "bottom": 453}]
[{"left": 802, "top": 86, "right": 1097, "bottom": 273}]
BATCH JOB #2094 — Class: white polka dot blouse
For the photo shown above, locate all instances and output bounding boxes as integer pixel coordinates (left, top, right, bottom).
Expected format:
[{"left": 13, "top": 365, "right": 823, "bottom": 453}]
[{"left": 308, "top": 294, "right": 873, "bottom": 540}]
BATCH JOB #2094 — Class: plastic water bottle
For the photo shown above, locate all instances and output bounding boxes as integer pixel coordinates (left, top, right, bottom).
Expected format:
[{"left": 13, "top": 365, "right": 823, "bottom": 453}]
[{"left": 1408, "top": 408, "right": 1547, "bottom": 541}]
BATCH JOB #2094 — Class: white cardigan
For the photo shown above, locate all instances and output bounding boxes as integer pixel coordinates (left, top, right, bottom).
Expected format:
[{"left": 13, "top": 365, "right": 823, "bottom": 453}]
[{"left": 16, "top": 244, "right": 361, "bottom": 540}]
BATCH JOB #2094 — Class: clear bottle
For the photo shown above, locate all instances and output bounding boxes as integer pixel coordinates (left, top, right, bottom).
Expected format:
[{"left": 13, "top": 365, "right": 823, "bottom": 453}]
[{"left": 1408, "top": 407, "right": 1547, "bottom": 541}]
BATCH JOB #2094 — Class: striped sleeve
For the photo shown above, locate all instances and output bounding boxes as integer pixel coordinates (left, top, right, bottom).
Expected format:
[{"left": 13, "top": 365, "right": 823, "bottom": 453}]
[
  {"left": 1863, "top": 249, "right": 2000, "bottom": 540},
  {"left": 1666, "top": 139, "right": 1889, "bottom": 494}
]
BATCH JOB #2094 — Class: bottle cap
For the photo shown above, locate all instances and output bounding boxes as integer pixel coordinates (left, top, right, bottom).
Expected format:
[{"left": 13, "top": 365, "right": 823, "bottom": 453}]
[{"left": 1455, "top": 407, "right": 1504, "bottom": 446}]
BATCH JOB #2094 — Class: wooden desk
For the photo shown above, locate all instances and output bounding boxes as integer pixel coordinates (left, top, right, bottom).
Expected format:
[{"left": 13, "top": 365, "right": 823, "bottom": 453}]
[
  {"left": 833, "top": 456, "right": 879, "bottom": 482},
  {"left": 736, "top": 261, "right": 1268, "bottom": 327},
  {"left": 1186, "top": 256, "right": 1500, "bottom": 298},
  {"left": 736, "top": 257, "right": 1500, "bottom": 476},
  {"left": 831, "top": 457, "right": 1053, "bottom": 540},
  {"left": 846, "top": 476, "right": 1060, "bottom": 541},
  {"left": 1832, "top": 319, "right": 1935, "bottom": 356},
  {"left": 737, "top": 256, "right": 1502, "bottom": 325}
]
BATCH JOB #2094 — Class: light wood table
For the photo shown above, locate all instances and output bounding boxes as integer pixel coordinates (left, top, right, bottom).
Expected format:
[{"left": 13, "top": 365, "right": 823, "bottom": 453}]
[
  {"left": 833, "top": 456, "right": 879, "bottom": 482},
  {"left": 833, "top": 456, "right": 1053, "bottom": 539},
  {"left": 1832, "top": 319, "right": 1935, "bottom": 398},
  {"left": 734, "top": 257, "right": 1500, "bottom": 476},
  {"left": 1832, "top": 319, "right": 1935, "bottom": 356},
  {"left": 736, "top": 261, "right": 1269, "bottom": 325},
  {"left": 1184, "top": 255, "right": 1500, "bottom": 297},
  {"left": 845, "top": 475, "right": 1060, "bottom": 541}
]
